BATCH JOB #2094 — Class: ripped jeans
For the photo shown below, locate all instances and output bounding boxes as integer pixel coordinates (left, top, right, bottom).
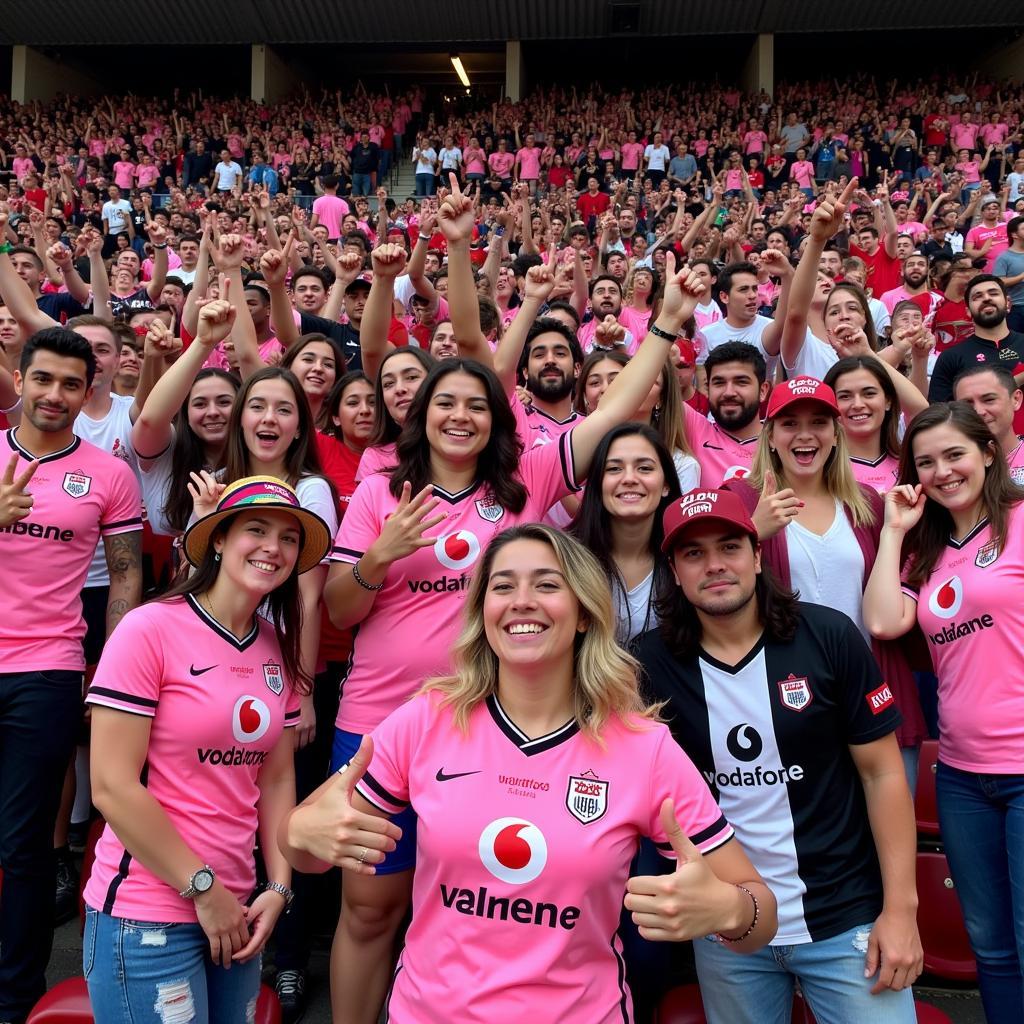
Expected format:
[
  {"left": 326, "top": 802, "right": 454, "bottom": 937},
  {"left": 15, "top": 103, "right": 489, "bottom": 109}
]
[
  {"left": 84, "top": 907, "right": 261, "bottom": 1024},
  {"left": 692, "top": 921, "right": 916, "bottom": 1024}
]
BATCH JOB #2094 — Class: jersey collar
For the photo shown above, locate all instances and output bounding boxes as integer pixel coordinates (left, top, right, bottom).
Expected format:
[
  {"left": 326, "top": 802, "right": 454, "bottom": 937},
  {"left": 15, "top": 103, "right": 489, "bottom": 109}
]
[
  {"left": 8, "top": 428, "right": 81, "bottom": 464},
  {"left": 850, "top": 452, "right": 891, "bottom": 468},
  {"left": 486, "top": 693, "right": 579, "bottom": 756},
  {"left": 698, "top": 634, "right": 767, "bottom": 675},
  {"left": 186, "top": 593, "right": 259, "bottom": 651},
  {"left": 431, "top": 482, "right": 480, "bottom": 504},
  {"left": 947, "top": 517, "right": 990, "bottom": 550}
]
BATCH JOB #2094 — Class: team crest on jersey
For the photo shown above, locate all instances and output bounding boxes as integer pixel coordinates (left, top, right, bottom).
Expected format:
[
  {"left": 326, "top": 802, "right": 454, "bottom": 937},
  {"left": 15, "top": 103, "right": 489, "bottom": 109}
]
[
  {"left": 263, "top": 661, "right": 284, "bottom": 695},
  {"left": 62, "top": 472, "right": 91, "bottom": 498},
  {"left": 777, "top": 674, "right": 813, "bottom": 712},
  {"left": 565, "top": 770, "right": 608, "bottom": 824},
  {"left": 975, "top": 541, "right": 999, "bottom": 568},
  {"left": 475, "top": 498, "right": 505, "bottom": 524}
]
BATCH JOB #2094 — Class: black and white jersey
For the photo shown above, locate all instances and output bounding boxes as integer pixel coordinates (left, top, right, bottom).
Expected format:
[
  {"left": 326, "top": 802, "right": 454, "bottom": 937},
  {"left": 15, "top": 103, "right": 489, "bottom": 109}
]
[{"left": 638, "top": 602, "right": 901, "bottom": 944}]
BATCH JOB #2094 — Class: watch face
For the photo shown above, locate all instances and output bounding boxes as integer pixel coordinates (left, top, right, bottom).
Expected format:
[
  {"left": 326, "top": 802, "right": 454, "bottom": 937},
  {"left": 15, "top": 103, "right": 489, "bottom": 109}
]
[{"left": 194, "top": 868, "right": 214, "bottom": 893}]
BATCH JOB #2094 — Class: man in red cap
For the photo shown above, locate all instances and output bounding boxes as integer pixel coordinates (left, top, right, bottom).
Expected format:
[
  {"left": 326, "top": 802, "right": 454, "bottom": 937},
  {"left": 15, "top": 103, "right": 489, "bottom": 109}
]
[{"left": 637, "top": 488, "right": 920, "bottom": 1024}]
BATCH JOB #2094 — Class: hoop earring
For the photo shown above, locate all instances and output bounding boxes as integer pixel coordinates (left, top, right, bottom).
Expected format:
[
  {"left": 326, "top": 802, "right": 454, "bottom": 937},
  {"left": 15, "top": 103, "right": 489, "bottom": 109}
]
[{"left": 214, "top": 552, "right": 222, "bottom": 562}]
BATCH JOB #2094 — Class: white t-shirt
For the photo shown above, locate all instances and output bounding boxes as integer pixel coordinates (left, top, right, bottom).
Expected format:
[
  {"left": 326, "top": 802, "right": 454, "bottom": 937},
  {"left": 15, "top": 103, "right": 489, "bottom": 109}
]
[
  {"left": 214, "top": 160, "right": 243, "bottom": 191},
  {"left": 74, "top": 394, "right": 141, "bottom": 588},
  {"left": 1008, "top": 171, "right": 1024, "bottom": 204},
  {"left": 439, "top": 147, "right": 462, "bottom": 170},
  {"left": 786, "top": 502, "right": 868, "bottom": 641},
  {"left": 643, "top": 144, "right": 671, "bottom": 172},
  {"left": 673, "top": 451, "right": 700, "bottom": 491},
  {"left": 101, "top": 199, "right": 132, "bottom": 233},
  {"left": 869, "top": 296, "right": 891, "bottom": 337},
  {"left": 613, "top": 570, "right": 658, "bottom": 644},
  {"left": 699, "top": 315, "right": 778, "bottom": 377},
  {"left": 783, "top": 330, "right": 839, "bottom": 379},
  {"left": 415, "top": 147, "right": 437, "bottom": 174}
]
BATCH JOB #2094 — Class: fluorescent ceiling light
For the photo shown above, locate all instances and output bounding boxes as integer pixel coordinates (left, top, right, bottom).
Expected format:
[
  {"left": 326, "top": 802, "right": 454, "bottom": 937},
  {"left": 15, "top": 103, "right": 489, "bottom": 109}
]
[{"left": 451, "top": 55, "right": 470, "bottom": 88}]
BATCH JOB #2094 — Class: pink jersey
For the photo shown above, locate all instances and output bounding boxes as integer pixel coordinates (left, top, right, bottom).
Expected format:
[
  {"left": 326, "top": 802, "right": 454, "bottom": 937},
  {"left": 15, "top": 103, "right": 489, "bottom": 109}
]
[
  {"left": 965, "top": 224, "right": 1009, "bottom": 273},
  {"left": 356, "top": 692, "right": 733, "bottom": 1024},
  {"left": 620, "top": 142, "right": 644, "bottom": 171},
  {"left": 84, "top": 596, "right": 300, "bottom": 921},
  {"left": 510, "top": 394, "right": 582, "bottom": 451},
  {"left": 577, "top": 306, "right": 650, "bottom": 355},
  {"left": 693, "top": 300, "right": 723, "bottom": 334},
  {"left": 902, "top": 504, "right": 1024, "bottom": 772},
  {"left": 135, "top": 163, "right": 160, "bottom": 188},
  {"left": 311, "top": 194, "right": 351, "bottom": 239},
  {"left": 790, "top": 161, "right": 815, "bottom": 188},
  {"left": 683, "top": 402, "right": 759, "bottom": 486},
  {"left": 849, "top": 452, "right": 898, "bottom": 494},
  {"left": 12, "top": 156, "right": 35, "bottom": 181},
  {"left": 112, "top": 161, "right": 136, "bottom": 190},
  {"left": 0, "top": 429, "right": 141, "bottom": 672},
  {"left": 488, "top": 151, "right": 515, "bottom": 178},
  {"left": 354, "top": 441, "right": 396, "bottom": 483},
  {"left": 950, "top": 123, "right": 979, "bottom": 152},
  {"left": 516, "top": 147, "right": 541, "bottom": 180},
  {"left": 331, "top": 434, "right": 579, "bottom": 733}
]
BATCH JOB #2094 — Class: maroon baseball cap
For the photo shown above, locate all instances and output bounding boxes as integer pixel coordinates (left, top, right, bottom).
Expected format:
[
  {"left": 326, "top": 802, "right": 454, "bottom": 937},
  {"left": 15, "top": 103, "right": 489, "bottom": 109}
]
[
  {"left": 765, "top": 376, "right": 840, "bottom": 420},
  {"left": 661, "top": 489, "right": 758, "bottom": 553}
]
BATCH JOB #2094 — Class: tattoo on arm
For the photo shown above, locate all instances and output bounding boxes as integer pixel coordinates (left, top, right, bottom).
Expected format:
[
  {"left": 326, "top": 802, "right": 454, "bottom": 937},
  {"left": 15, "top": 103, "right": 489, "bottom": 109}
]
[{"left": 104, "top": 531, "right": 142, "bottom": 579}]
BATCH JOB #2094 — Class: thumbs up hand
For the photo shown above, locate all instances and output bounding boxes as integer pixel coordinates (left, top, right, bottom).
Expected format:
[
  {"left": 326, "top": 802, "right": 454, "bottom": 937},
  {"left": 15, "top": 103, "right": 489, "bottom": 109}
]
[
  {"left": 624, "top": 800, "right": 749, "bottom": 942},
  {"left": 280, "top": 736, "right": 403, "bottom": 875},
  {"left": 751, "top": 469, "right": 802, "bottom": 540}
]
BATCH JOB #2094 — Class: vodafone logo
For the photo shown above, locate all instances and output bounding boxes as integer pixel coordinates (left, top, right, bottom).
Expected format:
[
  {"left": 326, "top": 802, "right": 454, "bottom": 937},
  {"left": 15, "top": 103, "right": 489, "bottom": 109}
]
[
  {"left": 232, "top": 695, "right": 271, "bottom": 743},
  {"left": 722, "top": 465, "right": 750, "bottom": 482},
  {"left": 434, "top": 530, "right": 481, "bottom": 571},
  {"left": 928, "top": 576, "right": 963, "bottom": 619},
  {"left": 478, "top": 817, "right": 547, "bottom": 884}
]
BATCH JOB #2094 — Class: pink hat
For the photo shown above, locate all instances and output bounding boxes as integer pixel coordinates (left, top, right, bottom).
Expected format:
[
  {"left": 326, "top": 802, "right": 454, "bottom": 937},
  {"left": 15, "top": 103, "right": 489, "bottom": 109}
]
[
  {"left": 766, "top": 377, "right": 840, "bottom": 420},
  {"left": 661, "top": 489, "right": 757, "bottom": 553}
]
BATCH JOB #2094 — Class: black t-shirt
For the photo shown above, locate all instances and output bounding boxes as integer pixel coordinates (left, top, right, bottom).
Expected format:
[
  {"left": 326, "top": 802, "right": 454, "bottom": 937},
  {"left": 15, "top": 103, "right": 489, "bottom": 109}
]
[
  {"left": 37, "top": 291, "right": 87, "bottom": 323},
  {"left": 929, "top": 330, "right": 1024, "bottom": 403},
  {"left": 298, "top": 313, "right": 362, "bottom": 371},
  {"left": 350, "top": 143, "right": 380, "bottom": 175},
  {"left": 637, "top": 602, "right": 901, "bottom": 943}
]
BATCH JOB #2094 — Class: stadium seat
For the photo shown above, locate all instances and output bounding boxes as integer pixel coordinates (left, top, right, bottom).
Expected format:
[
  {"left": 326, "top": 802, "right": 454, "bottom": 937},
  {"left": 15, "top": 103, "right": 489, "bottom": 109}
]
[
  {"left": 916, "top": 851, "right": 977, "bottom": 980},
  {"left": 28, "top": 980, "right": 282, "bottom": 1023},
  {"left": 915, "top": 740, "right": 940, "bottom": 836}
]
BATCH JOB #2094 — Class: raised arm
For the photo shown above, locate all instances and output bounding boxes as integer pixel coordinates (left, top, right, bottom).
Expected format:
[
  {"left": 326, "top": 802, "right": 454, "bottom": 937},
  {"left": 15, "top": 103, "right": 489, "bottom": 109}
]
[
  {"left": 492, "top": 248, "right": 558, "bottom": 393},
  {"left": 259, "top": 235, "right": 301, "bottom": 355},
  {"left": 570, "top": 254, "right": 705, "bottom": 480},
  {"left": 0, "top": 211, "right": 56, "bottom": 334},
  {"left": 211, "top": 233, "right": 262, "bottom": 380},
  {"left": 359, "top": 245, "right": 404, "bottom": 382},
  {"left": 144, "top": 222, "right": 169, "bottom": 302}
]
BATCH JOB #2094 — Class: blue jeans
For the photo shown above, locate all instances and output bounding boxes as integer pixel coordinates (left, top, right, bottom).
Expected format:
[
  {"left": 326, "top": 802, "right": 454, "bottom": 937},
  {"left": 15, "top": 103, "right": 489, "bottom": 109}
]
[
  {"left": 693, "top": 922, "right": 915, "bottom": 1024},
  {"left": 415, "top": 172, "right": 435, "bottom": 197},
  {"left": 351, "top": 172, "right": 373, "bottom": 196},
  {"left": 936, "top": 762, "right": 1024, "bottom": 1021},
  {"left": 331, "top": 728, "right": 417, "bottom": 873},
  {"left": 84, "top": 907, "right": 262, "bottom": 1024}
]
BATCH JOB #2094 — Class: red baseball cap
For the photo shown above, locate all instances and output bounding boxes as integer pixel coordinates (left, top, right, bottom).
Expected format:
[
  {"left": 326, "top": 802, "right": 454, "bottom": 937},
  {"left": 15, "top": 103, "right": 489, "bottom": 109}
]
[
  {"left": 765, "top": 376, "right": 840, "bottom": 420},
  {"left": 661, "top": 488, "right": 758, "bottom": 553},
  {"left": 674, "top": 338, "right": 697, "bottom": 365}
]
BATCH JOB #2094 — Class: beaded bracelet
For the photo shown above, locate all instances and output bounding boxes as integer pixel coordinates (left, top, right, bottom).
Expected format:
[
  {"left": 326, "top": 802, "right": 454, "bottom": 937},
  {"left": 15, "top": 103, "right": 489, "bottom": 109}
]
[
  {"left": 352, "top": 559, "right": 384, "bottom": 591},
  {"left": 717, "top": 884, "right": 759, "bottom": 943}
]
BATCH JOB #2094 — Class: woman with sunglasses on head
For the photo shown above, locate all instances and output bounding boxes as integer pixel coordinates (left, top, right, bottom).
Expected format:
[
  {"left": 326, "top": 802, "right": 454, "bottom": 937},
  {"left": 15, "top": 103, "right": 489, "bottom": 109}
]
[
  {"left": 317, "top": 230, "right": 709, "bottom": 1024},
  {"left": 283, "top": 525, "right": 776, "bottom": 1024},
  {"left": 83, "top": 476, "right": 331, "bottom": 1023},
  {"left": 865, "top": 402, "right": 1024, "bottom": 1023}
]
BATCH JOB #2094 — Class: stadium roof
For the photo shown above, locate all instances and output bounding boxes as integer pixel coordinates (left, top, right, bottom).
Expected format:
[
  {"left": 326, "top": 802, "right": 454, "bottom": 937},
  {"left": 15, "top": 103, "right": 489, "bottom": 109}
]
[{"left": 1, "top": 0, "right": 1021, "bottom": 46}]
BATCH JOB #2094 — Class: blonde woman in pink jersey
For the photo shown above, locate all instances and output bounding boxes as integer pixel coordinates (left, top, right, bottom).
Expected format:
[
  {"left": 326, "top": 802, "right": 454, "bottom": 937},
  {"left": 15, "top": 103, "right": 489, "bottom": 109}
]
[
  {"left": 865, "top": 402, "right": 1024, "bottom": 1023},
  {"left": 83, "top": 476, "right": 332, "bottom": 1024},
  {"left": 282, "top": 525, "right": 776, "bottom": 1024}
]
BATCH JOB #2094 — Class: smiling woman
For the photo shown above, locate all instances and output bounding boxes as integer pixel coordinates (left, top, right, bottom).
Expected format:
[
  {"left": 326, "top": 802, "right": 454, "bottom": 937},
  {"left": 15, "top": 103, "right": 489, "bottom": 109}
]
[
  {"left": 82, "top": 476, "right": 331, "bottom": 1023},
  {"left": 281, "top": 525, "right": 776, "bottom": 1024}
]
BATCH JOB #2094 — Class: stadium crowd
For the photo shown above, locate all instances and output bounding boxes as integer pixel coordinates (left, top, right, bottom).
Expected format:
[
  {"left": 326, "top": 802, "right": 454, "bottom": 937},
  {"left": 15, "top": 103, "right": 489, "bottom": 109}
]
[{"left": 0, "top": 72, "right": 1022, "bottom": 1024}]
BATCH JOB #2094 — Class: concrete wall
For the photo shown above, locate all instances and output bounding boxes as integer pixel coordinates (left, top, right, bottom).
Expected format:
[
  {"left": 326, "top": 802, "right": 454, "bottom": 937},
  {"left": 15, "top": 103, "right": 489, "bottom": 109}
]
[
  {"left": 251, "top": 44, "right": 300, "bottom": 102},
  {"left": 505, "top": 40, "right": 523, "bottom": 101},
  {"left": 985, "top": 34, "right": 1024, "bottom": 82},
  {"left": 743, "top": 34, "right": 773, "bottom": 97},
  {"left": 11, "top": 45, "right": 102, "bottom": 103}
]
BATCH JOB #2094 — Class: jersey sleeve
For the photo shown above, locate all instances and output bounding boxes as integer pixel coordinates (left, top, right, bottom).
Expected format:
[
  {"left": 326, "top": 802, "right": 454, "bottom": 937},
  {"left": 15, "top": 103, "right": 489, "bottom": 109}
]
[
  {"left": 85, "top": 606, "right": 164, "bottom": 718},
  {"left": 647, "top": 725, "right": 734, "bottom": 857},
  {"left": 519, "top": 429, "right": 581, "bottom": 508},
  {"left": 355, "top": 695, "right": 430, "bottom": 814},
  {"left": 330, "top": 475, "right": 385, "bottom": 565},
  {"left": 100, "top": 458, "right": 143, "bottom": 537},
  {"left": 834, "top": 616, "right": 903, "bottom": 744},
  {"left": 283, "top": 686, "right": 302, "bottom": 729}
]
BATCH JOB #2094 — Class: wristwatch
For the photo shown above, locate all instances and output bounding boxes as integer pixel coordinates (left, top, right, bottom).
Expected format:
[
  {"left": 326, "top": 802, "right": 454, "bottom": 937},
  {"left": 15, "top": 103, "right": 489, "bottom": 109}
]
[{"left": 179, "top": 865, "right": 215, "bottom": 900}]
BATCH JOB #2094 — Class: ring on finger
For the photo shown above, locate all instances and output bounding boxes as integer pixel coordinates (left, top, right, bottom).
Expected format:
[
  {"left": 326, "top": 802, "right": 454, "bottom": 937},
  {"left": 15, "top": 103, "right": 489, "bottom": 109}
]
[{"left": 358, "top": 846, "right": 369, "bottom": 864}]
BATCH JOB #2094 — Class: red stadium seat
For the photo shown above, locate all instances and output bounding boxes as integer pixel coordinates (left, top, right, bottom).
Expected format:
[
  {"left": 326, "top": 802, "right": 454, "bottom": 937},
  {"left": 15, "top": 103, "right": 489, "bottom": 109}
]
[
  {"left": 917, "top": 851, "right": 977, "bottom": 980},
  {"left": 915, "top": 740, "right": 940, "bottom": 836},
  {"left": 28, "top": 981, "right": 281, "bottom": 1023}
]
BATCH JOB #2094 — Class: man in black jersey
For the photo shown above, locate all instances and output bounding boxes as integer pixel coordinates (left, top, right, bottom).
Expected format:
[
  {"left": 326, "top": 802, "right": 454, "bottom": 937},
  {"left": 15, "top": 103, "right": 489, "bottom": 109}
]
[{"left": 638, "top": 488, "right": 921, "bottom": 1024}]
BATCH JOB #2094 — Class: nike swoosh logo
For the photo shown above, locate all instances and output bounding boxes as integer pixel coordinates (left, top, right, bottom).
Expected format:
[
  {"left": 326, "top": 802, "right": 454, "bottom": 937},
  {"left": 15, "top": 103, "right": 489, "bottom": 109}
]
[
  {"left": 702, "top": 441, "right": 724, "bottom": 450},
  {"left": 436, "top": 769, "right": 482, "bottom": 783},
  {"left": 189, "top": 664, "right": 217, "bottom": 676}
]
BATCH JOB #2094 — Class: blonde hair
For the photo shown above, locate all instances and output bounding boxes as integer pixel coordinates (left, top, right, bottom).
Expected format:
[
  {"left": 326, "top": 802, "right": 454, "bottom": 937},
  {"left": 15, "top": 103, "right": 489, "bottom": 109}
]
[
  {"left": 748, "top": 415, "right": 875, "bottom": 528},
  {"left": 422, "top": 524, "right": 658, "bottom": 741}
]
